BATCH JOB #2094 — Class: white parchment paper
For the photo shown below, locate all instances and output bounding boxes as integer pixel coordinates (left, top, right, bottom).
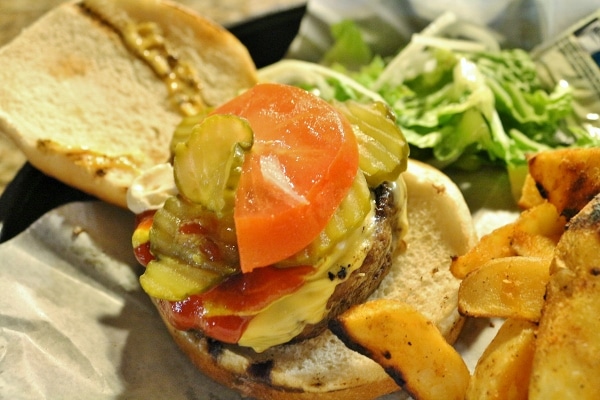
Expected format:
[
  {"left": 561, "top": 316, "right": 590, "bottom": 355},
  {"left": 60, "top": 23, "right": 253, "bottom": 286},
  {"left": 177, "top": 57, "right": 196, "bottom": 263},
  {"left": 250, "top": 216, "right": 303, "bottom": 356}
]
[{"left": 0, "top": 202, "right": 241, "bottom": 399}]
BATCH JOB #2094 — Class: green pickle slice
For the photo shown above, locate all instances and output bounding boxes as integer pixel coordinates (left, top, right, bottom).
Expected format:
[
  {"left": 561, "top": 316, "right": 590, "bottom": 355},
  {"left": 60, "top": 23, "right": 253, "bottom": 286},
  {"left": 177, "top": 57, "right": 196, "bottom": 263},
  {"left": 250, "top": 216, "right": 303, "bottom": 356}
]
[
  {"left": 335, "top": 100, "right": 409, "bottom": 188},
  {"left": 142, "top": 114, "right": 253, "bottom": 301},
  {"left": 173, "top": 114, "right": 254, "bottom": 216},
  {"left": 169, "top": 108, "right": 212, "bottom": 154},
  {"left": 143, "top": 196, "right": 240, "bottom": 300},
  {"left": 141, "top": 256, "right": 223, "bottom": 301},
  {"left": 277, "top": 171, "right": 373, "bottom": 267}
]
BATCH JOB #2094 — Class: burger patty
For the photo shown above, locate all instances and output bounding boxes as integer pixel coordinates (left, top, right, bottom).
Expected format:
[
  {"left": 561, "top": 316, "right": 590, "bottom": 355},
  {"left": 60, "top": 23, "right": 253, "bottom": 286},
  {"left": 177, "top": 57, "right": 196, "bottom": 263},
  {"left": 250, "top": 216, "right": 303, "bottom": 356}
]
[{"left": 292, "top": 181, "right": 402, "bottom": 342}]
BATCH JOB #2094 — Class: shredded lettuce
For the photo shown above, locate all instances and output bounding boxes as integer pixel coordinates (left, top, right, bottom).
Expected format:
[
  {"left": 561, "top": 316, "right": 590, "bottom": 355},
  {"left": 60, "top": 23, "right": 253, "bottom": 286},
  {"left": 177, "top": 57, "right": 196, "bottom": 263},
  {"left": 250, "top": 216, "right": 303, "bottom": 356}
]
[
  {"left": 321, "top": 20, "right": 372, "bottom": 68},
  {"left": 259, "top": 12, "right": 600, "bottom": 197}
]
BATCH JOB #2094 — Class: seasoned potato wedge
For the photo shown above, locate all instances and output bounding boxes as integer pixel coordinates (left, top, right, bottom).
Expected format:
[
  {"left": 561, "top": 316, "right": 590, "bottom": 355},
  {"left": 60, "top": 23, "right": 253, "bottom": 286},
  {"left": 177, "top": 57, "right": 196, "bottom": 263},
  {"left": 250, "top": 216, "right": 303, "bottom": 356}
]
[
  {"left": 518, "top": 172, "right": 545, "bottom": 209},
  {"left": 455, "top": 149, "right": 600, "bottom": 399},
  {"left": 551, "top": 193, "right": 600, "bottom": 277},
  {"left": 529, "top": 194, "right": 600, "bottom": 399},
  {"left": 529, "top": 269, "right": 600, "bottom": 399},
  {"left": 510, "top": 201, "right": 565, "bottom": 259},
  {"left": 330, "top": 299, "right": 470, "bottom": 400},
  {"left": 450, "top": 223, "right": 516, "bottom": 279},
  {"left": 458, "top": 256, "right": 550, "bottom": 321},
  {"left": 527, "top": 147, "right": 600, "bottom": 219},
  {"left": 451, "top": 201, "right": 564, "bottom": 279},
  {"left": 466, "top": 318, "right": 537, "bottom": 400}
]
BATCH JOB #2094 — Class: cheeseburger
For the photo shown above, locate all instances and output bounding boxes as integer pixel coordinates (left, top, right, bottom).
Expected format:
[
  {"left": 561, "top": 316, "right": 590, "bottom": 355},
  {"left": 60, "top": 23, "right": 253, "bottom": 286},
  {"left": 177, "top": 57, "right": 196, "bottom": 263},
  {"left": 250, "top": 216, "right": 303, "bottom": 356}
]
[{"left": 127, "top": 82, "right": 476, "bottom": 399}]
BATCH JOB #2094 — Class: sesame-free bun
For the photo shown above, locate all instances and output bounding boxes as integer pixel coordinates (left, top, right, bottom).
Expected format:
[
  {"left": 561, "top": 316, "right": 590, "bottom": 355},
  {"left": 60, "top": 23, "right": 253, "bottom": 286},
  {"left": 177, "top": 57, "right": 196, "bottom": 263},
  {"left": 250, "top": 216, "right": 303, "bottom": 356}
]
[
  {"left": 157, "top": 159, "right": 477, "bottom": 399},
  {"left": 0, "top": 0, "right": 257, "bottom": 208}
]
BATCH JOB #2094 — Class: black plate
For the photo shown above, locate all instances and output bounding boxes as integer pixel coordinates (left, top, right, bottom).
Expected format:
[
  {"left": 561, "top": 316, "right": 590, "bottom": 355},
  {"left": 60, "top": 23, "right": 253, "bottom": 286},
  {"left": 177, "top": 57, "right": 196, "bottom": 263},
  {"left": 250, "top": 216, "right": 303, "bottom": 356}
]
[{"left": 0, "top": 4, "right": 306, "bottom": 243}]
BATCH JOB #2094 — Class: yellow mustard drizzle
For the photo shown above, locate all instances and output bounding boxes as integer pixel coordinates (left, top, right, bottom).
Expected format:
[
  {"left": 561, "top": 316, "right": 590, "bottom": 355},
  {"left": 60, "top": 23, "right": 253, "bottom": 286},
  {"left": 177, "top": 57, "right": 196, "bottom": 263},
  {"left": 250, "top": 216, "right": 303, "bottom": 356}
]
[{"left": 122, "top": 22, "right": 205, "bottom": 116}]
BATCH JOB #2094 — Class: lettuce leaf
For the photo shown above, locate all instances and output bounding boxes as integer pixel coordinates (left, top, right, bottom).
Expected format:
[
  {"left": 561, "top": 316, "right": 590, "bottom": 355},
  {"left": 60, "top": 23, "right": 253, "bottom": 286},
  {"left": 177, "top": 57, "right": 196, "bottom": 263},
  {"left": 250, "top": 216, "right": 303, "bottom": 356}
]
[
  {"left": 322, "top": 18, "right": 600, "bottom": 183},
  {"left": 321, "top": 20, "right": 372, "bottom": 68}
]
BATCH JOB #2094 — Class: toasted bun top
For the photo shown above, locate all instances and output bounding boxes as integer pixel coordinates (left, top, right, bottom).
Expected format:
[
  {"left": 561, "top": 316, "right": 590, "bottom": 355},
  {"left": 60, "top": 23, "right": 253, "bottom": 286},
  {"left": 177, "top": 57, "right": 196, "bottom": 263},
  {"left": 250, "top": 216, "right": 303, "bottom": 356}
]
[
  {"left": 157, "top": 159, "right": 477, "bottom": 400},
  {"left": 0, "top": 0, "right": 257, "bottom": 208}
]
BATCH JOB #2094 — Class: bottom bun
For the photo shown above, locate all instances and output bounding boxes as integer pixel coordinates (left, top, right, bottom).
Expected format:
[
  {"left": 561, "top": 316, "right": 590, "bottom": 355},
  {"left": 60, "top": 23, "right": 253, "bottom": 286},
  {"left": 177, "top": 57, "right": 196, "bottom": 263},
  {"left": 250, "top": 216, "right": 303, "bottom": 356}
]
[{"left": 154, "top": 160, "right": 476, "bottom": 399}]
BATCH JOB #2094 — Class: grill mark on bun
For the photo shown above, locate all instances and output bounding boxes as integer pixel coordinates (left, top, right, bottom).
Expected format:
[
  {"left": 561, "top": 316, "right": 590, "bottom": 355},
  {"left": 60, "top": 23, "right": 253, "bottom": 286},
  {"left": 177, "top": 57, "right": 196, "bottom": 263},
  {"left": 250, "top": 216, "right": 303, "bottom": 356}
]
[
  {"left": 206, "top": 337, "right": 224, "bottom": 359},
  {"left": 247, "top": 360, "right": 275, "bottom": 383}
]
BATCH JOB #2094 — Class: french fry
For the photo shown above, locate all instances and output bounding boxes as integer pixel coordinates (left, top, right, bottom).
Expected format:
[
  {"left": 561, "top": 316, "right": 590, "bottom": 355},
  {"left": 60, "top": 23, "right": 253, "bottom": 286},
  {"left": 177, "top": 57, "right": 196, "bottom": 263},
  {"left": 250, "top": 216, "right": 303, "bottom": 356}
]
[
  {"left": 450, "top": 223, "right": 516, "bottom": 279},
  {"left": 458, "top": 256, "right": 550, "bottom": 321},
  {"left": 527, "top": 147, "right": 600, "bottom": 220},
  {"left": 466, "top": 318, "right": 537, "bottom": 400},
  {"left": 529, "top": 193, "right": 600, "bottom": 400},
  {"left": 330, "top": 299, "right": 470, "bottom": 400}
]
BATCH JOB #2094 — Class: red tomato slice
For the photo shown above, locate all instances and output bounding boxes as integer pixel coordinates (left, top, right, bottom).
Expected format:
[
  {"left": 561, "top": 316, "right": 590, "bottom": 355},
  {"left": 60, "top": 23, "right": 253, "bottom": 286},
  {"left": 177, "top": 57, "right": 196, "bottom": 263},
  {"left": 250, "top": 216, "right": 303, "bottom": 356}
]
[{"left": 211, "top": 83, "right": 359, "bottom": 272}]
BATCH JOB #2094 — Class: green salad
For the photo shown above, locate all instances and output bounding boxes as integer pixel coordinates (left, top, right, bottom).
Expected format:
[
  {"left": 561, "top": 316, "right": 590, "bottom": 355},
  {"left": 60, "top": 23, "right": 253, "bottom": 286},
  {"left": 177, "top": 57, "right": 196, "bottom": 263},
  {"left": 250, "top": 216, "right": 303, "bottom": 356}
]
[{"left": 258, "top": 12, "right": 600, "bottom": 197}]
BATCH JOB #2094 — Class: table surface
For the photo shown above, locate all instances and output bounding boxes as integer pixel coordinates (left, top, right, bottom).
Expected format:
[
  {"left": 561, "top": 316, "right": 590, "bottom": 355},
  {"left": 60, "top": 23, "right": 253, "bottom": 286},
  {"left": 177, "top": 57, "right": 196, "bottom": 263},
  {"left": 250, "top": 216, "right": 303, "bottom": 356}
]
[{"left": 0, "top": 0, "right": 304, "bottom": 193}]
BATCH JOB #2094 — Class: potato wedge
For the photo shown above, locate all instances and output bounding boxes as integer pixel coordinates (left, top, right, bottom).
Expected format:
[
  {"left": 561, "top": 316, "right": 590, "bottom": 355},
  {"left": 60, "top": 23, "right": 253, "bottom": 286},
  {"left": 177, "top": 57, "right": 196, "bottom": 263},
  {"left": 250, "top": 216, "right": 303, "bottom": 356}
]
[
  {"left": 551, "top": 194, "right": 600, "bottom": 277},
  {"left": 330, "top": 299, "right": 470, "bottom": 400},
  {"left": 529, "top": 270, "right": 600, "bottom": 399},
  {"left": 510, "top": 201, "right": 565, "bottom": 259},
  {"left": 529, "top": 193, "right": 600, "bottom": 399},
  {"left": 458, "top": 256, "right": 550, "bottom": 321},
  {"left": 452, "top": 201, "right": 562, "bottom": 283},
  {"left": 451, "top": 223, "right": 516, "bottom": 279},
  {"left": 518, "top": 173, "right": 545, "bottom": 209},
  {"left": 527, "top": 148, "right": 600, "bottom": 220},
  {"left": 466, "top": 318, "right": 537, "bottom": 400}
]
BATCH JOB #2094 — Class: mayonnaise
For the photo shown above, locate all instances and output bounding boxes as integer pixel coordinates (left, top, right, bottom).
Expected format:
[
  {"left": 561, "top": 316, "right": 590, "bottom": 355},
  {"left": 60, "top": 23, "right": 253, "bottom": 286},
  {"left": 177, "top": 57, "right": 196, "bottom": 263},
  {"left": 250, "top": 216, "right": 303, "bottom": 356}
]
[{"left": 126, "top": 163, "right": 177, "bottom": 214}]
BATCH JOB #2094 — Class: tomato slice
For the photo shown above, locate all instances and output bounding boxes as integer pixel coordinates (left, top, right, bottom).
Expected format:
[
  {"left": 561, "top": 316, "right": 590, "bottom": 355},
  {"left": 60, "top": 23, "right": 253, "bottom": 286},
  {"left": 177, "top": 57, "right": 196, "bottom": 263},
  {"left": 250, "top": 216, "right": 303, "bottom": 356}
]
[{"left": 211, "top": 83, "right": 359, "bottom": 272}]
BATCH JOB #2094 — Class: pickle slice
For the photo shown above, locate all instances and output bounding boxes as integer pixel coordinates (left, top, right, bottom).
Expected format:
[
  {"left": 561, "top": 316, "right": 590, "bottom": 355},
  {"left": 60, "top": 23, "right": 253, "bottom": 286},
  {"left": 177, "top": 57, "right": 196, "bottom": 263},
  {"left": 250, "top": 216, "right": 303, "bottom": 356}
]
[
  {"left": 173, "top": 114, "right": 253, "bottom": 215},
  {"left": 169, "top": 108, "right": 212, "bottom": 154},
  {"left": 144, "top": 195, "right": 240, "bottom": 300},
  {"left": 140, "top": 256, "right": 222, "bottom": 301},
  {"left": 150, "top": 196, "right": 239, "bottom": 274},
  {"left": 335, "top": 101, "right": 409, "bottom": 188},
  {"left": 311, "top": 171, "right": 373, "bottom": 255},
  {"left": 277, "top": 171, "right": 373, "bottom": 267}
]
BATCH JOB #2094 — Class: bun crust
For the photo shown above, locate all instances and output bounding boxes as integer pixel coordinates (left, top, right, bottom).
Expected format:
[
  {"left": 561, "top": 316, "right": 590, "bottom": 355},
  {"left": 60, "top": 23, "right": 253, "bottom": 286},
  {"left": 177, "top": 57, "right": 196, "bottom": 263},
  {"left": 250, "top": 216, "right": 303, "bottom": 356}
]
[
  {"left": 0, "top": 0, "right": 257, "bottom": 208},
  {"left": 156, "top": 160, "right": 477, "bottom": 399}
]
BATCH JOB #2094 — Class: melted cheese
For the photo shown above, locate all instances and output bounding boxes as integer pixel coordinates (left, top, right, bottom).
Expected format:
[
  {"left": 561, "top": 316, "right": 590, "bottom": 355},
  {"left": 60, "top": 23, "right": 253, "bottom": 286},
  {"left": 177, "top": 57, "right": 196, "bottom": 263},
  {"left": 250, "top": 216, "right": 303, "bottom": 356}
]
[
  {"left": 238, "top": 205, "right": 377, "bottom": 352},
  {"left": 238, "top": 177, "right": 408, "bottom": 352}
]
